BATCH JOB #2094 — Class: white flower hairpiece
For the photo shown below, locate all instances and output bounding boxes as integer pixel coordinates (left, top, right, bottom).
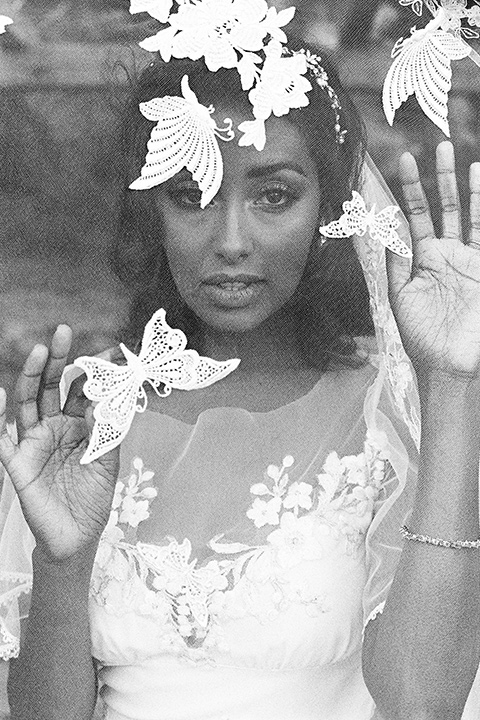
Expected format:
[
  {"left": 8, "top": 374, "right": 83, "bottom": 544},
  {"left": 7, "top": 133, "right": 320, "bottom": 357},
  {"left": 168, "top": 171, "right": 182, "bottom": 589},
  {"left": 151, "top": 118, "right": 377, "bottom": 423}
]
[
  {"left": 384, "top": 0, "right": 480, "bottom": 135},
  {"left": 137, "top": 0, "right": 295, "bottom": 70},
  {"left": 128, "top": 0, "right": 347, "bottom": 201},
  {"left": 0, "top": 15, "right": 13, "bottom": 33}
]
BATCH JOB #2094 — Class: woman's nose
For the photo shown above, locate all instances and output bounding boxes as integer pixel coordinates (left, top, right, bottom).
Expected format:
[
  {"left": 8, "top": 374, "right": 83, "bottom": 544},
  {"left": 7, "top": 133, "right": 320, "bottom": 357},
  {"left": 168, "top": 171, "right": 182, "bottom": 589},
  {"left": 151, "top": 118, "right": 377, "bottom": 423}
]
[{"left": 213, "top": 203, "right": 253, "bottom": 263}]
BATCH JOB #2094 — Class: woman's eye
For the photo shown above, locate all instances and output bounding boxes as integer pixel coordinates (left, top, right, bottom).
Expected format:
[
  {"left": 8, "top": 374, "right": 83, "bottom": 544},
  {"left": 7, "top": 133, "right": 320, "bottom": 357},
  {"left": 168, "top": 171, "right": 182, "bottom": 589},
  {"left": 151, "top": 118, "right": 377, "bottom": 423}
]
[
  {"left": 170, "top": 185, "right": 204, "bottom": 207},
  {"left": 255, "top": 184, "right": 296, "bottom": 210},
  {"left": 265, "top": 190, "right": 286, "bottom": 204}
]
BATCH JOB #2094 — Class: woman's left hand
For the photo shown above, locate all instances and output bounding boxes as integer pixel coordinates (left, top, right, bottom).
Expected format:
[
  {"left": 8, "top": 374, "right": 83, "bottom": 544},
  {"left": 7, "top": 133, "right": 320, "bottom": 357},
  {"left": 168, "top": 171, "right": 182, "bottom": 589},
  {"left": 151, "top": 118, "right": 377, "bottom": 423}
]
[{"left": 387, "top": 140, "right": 480, "bottom": 382}]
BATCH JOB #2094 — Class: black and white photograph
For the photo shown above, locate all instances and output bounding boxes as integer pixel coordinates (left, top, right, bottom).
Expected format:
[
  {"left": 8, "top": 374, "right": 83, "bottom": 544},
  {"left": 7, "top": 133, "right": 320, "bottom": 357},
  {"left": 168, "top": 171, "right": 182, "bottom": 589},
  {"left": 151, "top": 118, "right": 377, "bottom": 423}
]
[{"left": 0, "top": 1, "right": 480, "bottom": 718}]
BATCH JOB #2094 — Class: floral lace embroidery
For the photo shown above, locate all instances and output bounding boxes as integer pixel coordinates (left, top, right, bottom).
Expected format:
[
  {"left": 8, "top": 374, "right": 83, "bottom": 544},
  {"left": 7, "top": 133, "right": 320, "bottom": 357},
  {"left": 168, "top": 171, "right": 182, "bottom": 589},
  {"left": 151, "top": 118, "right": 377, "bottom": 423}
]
[
  {"left": 135, "top": 539, "right": 231, "bottom": 649},
  {"left": 92, "top": 440, "right": 391, "bottom": 651},
  {"left": 103, "top": 456, "right": 158, "bottom": 545},
  {"left": 245, "top": 434, "right": 390, "bottom": 555},
  {"left": 91, "top": 459, "right": 169, "bottom": 620}
]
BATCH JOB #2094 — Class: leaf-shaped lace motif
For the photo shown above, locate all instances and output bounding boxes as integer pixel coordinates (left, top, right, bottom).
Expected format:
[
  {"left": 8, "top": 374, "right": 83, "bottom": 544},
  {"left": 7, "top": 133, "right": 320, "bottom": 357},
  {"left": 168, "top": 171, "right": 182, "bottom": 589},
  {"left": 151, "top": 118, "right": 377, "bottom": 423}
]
[{"left": 383, "top": 28, "right": 470, "bottom": 136}]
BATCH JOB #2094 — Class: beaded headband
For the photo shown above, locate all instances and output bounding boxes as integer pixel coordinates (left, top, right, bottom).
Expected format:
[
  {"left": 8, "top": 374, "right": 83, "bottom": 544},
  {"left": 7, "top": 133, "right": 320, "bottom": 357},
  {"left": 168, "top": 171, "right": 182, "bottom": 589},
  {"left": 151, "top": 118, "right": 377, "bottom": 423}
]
[{"left": 128, "top": 0, "right": 346, "bottom": 204}]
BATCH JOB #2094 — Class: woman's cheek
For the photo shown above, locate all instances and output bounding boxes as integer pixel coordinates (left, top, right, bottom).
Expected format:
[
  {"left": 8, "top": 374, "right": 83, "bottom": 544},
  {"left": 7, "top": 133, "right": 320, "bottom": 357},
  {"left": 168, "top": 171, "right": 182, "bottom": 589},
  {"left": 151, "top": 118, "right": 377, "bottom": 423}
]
[{"left": 272, "top": 224, "right": 316, "bottom": 269}]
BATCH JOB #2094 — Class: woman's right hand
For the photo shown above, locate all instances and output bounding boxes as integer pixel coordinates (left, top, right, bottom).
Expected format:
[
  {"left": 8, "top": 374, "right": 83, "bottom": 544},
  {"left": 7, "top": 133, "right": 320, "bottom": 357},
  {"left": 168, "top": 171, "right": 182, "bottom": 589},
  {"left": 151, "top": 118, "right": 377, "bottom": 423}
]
[{"left": 0, "top": 325, "right": 120, "bottom": 563}]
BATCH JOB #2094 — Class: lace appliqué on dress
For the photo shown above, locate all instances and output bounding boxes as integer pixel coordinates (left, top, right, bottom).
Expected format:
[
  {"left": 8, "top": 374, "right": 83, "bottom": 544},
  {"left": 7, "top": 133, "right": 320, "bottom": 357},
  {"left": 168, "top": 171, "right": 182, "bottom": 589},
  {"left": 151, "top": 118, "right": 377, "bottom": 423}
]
[
  {"left": 91, "top": 458, "right": 168, "bottom": 619},
  {"left": 91, "top": 439, "right": 391, "bottom": 657},
  {"left": 244, "top": 434, "right": 390, "bottom": 556}
]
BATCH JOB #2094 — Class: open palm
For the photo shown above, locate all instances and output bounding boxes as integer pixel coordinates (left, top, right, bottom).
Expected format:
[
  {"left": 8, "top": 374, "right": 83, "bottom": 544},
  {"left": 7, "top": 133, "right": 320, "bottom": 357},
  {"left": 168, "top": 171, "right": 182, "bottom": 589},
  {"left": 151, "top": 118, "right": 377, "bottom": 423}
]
[
  {"left": 387, "top": 142, "right": 480, "bottom": 380},
  {"left": 0, "top": 328, "right": 119, "bottom": 562}
]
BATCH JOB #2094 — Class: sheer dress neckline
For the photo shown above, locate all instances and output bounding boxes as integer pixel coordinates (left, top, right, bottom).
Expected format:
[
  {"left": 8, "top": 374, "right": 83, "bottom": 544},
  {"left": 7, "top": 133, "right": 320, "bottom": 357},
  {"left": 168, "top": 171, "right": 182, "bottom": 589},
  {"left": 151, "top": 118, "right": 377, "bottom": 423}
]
[
  {"left": 111, "top": 362, "right": 379, "bottom": 562},
  {"left": 141, "top": 363, "right": 376, "bottom": 428}
]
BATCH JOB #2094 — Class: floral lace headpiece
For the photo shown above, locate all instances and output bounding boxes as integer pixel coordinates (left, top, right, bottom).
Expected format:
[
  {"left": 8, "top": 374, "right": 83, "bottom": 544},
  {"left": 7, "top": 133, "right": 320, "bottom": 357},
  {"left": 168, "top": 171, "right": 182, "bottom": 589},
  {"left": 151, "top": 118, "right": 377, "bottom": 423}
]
[{"left": 128, "top": 0, "right": 346, "bottom": 206}]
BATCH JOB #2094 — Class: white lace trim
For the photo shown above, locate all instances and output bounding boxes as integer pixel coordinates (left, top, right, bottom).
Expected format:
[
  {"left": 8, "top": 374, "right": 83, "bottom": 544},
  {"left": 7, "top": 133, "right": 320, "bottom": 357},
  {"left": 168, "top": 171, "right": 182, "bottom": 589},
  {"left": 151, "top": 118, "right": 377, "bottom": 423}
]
[
  {"left": 362, "top": 600, "right": 386, "bottom": 639},
  {"left": 0, "top": 616, "right": 20, "bottom": 660},
  {"left": 0, "top": 575, "right": 33, "bottom": 609}
]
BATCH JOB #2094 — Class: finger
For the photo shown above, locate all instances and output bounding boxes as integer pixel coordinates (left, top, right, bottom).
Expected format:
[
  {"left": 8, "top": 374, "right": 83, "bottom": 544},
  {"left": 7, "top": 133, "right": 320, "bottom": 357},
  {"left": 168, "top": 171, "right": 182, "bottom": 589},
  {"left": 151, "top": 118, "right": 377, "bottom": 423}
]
[
  {"left": 0, "top": 388, "right": 15, "bottom": 466},
  {"left": 436, "top": 141, "right": 461, "bottom": 241},
  {"left": 0, "top": 387, "right": 7, "bottom": 436},
  {"left": 468, "top": 162, "right": 480, "bottom": 247},
  {"left": 97, "top": 347, "right": 117, "bottom": 362},
  {"left": 38, "top": 325, "right": 73, "bottom": 418},
  {"left": 63, "top": 374, "right": 89, "bottom": 418},
  {"left": 399, "top": 151, "right": 435, "bottom": 247},
  {"left": 386, "top": 243, "right": 412, "bottom": 303},
  {"left": 15, "top": 344, "right": 49, "bottom": 441},
  {"left": 84, "top": 403, "right": 94, "bottom": 431}
]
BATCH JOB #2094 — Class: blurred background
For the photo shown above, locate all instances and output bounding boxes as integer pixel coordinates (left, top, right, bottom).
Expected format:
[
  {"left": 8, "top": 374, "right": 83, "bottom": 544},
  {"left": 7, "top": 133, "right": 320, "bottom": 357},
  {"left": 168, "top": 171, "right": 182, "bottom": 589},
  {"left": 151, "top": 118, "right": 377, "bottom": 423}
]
[{"left": 0, "top": 0, "right": 479, "bottom": 403}]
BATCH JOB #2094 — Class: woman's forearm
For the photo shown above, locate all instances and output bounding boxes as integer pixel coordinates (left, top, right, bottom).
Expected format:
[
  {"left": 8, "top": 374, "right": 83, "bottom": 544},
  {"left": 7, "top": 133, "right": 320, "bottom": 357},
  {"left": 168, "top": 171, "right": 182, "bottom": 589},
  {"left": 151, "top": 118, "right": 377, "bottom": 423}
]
[
  {"left": 8, "top": 545, "right": 98, "bottom": 720},
  {"left": 363, "top": 374, "right": 480, "bottom": 720}
]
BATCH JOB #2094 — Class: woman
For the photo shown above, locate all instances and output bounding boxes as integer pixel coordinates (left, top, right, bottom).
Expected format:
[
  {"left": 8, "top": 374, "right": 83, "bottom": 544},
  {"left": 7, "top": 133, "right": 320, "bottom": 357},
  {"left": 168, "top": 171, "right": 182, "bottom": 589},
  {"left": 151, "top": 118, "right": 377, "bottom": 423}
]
[{"left": 0, "top": 31, "right": 479, "bottom": 720}]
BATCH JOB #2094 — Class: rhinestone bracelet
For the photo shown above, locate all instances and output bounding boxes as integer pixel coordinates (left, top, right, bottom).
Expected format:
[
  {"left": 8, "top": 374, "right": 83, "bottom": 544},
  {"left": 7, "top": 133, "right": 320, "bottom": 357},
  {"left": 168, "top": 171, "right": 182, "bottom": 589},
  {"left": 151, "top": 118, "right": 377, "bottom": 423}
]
[{"left": 400, "top": 525, "right": 480, "bottom": 550}]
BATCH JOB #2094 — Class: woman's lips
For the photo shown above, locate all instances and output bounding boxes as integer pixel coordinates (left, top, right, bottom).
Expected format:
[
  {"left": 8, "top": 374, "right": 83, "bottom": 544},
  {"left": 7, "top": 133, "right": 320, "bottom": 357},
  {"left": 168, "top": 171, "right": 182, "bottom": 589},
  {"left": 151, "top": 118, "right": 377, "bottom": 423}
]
[{"left": 201, "top": 278, "right": 265, "bottom": 308}]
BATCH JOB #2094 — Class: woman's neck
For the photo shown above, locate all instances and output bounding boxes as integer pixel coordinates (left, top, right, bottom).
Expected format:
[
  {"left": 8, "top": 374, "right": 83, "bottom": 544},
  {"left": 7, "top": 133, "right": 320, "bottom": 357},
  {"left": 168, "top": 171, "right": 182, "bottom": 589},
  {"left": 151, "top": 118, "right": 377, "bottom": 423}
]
[{"left": 197, "top": 310, "right": 307, "bottom": 373}]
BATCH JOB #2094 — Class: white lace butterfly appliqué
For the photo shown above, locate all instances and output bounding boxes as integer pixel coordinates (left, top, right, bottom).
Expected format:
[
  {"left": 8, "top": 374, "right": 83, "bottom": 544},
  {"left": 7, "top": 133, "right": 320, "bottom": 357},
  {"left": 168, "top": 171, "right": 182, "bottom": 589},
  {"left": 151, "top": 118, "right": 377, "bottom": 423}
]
[
  {"left": 382, "top": 8, "right": 470, "bottom": 136},
  {"left": 130, "top": 75, "right": 235, "bottom": 208},
  {"left": 319, "top": 191, "right": 412, "bottom": 258},
  {"left": 75, "top": 308, "right": 240, "bottom": 464}
]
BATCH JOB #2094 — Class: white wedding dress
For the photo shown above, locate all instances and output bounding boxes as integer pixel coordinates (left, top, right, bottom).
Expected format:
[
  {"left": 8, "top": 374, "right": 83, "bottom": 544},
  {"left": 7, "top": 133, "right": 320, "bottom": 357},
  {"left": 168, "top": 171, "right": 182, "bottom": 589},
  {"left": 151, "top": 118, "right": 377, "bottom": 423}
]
[{"left": 1, "top": 358, "right": 479, "bottom": 720}]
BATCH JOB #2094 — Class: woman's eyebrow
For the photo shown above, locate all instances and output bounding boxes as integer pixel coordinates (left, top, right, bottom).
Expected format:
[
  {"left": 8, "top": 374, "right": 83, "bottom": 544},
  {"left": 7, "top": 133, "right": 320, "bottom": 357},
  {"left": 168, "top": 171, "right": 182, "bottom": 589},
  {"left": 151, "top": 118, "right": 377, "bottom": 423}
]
[{"left": 246, "top": 162, "right": 308, "bottom": 178}]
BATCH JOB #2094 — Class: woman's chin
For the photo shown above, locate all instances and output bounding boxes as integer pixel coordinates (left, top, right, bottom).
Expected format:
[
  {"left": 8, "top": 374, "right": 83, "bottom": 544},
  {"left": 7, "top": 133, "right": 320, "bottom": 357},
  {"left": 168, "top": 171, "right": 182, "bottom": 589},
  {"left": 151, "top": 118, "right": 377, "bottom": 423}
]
[{"left": 193, "top": 304, "right": 273, "bottom": 335}]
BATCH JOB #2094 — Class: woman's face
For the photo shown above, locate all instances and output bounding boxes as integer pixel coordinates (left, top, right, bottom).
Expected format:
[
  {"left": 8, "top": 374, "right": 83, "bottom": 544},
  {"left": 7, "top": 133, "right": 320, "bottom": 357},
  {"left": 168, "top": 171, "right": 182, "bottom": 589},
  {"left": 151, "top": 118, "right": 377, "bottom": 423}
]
[{"left": 154, "top": 113, "right": 321, "bottom": 333}]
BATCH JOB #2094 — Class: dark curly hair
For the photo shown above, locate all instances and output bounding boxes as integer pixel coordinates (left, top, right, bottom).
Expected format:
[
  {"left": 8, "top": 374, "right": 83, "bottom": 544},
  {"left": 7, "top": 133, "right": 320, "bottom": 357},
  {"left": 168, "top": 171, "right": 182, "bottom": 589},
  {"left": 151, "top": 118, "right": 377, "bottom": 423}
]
[{"left": 112, "top": 39, "right": 374, "bottom": 368}]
